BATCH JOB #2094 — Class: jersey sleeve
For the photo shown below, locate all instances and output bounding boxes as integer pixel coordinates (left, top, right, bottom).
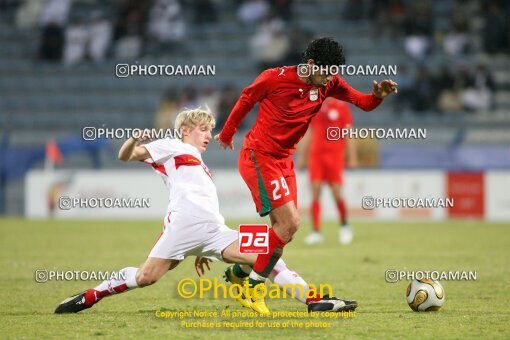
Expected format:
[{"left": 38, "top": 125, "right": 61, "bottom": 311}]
[
  {"left": 142, "top": 139, "right": 180, "bottom": 164},
  {"left": 218, "top": 69, "right": 274, "bottom": 144},
  {"left": 328, "top": 76, "right": 382, "bottom": 112}
]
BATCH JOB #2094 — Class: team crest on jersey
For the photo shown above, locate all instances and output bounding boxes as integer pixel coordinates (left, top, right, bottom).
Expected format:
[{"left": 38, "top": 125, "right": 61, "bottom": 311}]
[
  {"left": 309, "top": 89, "right": 318, "bottom": 101},
  {"left": 328, "top": 109, "right": 339, "bottom": 121}
]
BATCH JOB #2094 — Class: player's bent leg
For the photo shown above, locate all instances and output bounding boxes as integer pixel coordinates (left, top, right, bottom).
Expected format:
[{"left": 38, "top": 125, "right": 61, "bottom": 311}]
[
  {"left": 136, "top": 257, "right": 180, "bottom": 287},
  {"left": 54, "top": 258, "right": 180, "bottom": 314},
  {"left": 221, "top": 241, "right": 256, "bottom": 265},
  {"left": 269, "top": 201, "right": 300, "bottom": 243}
]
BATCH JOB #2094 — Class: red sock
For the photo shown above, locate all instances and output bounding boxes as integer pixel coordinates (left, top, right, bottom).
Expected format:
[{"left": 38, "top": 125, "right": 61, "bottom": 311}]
[
  {"left": 252, "top": 228, "right": 287, "bottom": 277},
  {"left": 311, "top": 200, "right": 321, "bottom": 232},
  {"left": 305, "top": 289, "right": 323, "bottom": 305},
  {"left": 83, "top": 283, "right": 130, "bottom": 306},
  {"left": 336, "top": 198, "right": 348, "bottom": 226},
  {"left": 84, "top": 289, "right": 101, "bottom": 306}
]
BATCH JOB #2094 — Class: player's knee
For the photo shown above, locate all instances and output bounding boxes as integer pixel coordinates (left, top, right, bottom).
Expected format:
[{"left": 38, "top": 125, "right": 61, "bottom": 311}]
[
  {"left": 135, "top": 270, "right": 159, "bottom": 287},
  {"left": 286, "top": 214, "right": 300, "bottom": 236}
]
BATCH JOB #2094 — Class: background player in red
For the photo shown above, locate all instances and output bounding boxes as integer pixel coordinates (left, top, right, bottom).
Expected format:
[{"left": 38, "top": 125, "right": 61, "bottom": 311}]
[
  {"left": 298, "top": 98, "right": 357, "bottom": 245},
  {"left": 215, "top": 37, "right": 397, "bottom": 313}
]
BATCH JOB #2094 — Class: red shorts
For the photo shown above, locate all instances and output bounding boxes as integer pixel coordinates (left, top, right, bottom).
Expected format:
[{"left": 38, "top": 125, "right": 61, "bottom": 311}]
[
  {"left": 238, "top": 148, "right": 297, "bottom": 216},
  {"left": 309, "top": 154, "right": 344, "bottom": 184}
]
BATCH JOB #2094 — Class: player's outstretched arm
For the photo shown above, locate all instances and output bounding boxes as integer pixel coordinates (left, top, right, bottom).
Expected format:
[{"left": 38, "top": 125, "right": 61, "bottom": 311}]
[
  {"left": 331, "top": 78, "right": 398, "bottom": 111},
  {"left": 216, "top": 69, "right": 272, "bottom": 151},
  {"left": 372, "top": 79, "right": 398, "bottom": 99},
  {"left": 118, "top": 129, "right": 152, "bottom": 162}
]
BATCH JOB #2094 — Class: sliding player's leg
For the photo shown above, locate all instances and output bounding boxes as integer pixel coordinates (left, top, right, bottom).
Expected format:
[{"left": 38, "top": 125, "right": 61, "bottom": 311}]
[
  {"left": 330, "top": 183, "right": 353, "bottom": 244},
  {"left": 54, "top": 257, "right": 180, "bottom": 314},
  {"left": 55, "top": 217, "right": 188, "bottom": 314},
  {"left": 305, "top": 180, "right": 325, "bottom": 245}
]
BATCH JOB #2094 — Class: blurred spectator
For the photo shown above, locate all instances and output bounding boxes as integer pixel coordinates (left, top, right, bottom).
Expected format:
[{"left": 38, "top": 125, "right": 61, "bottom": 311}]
[
  {"left": 434, "top": 65, "right": 460, "bottom": 113},
  {"left": 250, "top": 17, "right": 289, "bottom": 71},
  {"left": 88, "top": 11, "right": 113, "bottom": 63},
  {"left": 38, "top": 0, "right": 72, "bottom": 61},
  {"left": 461, "top": 64, "right": 496, "bottom": 112},
  {"left": 190, "top": 0, "right": 217, "bottom": 24},
  {"left": 443, "top": 11, "right": 469, "bottom": 56},
  {"left": 63, "top": 18, "right": 87, "bottom": 65},
  {"left": 238, "top": 0, "right": 270, "bottom": 25},
  {"left": 113, "top": 0, "right": 149, "bottom": 41},
  {"left": 216, "top": 85, "right": 243, "bottom": 131},
  {"left": 40, "top": 0, "right": 72, "bottom": 27},
  {"left": 402, "top": 1, "right": 433, "bottom": 59},
  {"left": 39, "top": 22, "right": 65, "bottom": 61},
  {"left": 147, "top": 0, "right": 186, "bottom": 48},
  {"left": 16, "top": 0, "right": 45, "bottom": 28},
  {"left": 411, "top": 65, "right": 434, "bottom": 112},
  {"left": 113, "top": 28, "right": 142, "bottom": 60},
  {"left": 63, "top": 11, "right": 113, "bottom": 66},
  {"left": 155, "top": 88, "right": 179, "bottom": 129},
  {"left": 482, "top": 1, "right": 509, "bottom": 54},
  {"left": 269, "top": 0, "right": 293, "bottom": 21}
]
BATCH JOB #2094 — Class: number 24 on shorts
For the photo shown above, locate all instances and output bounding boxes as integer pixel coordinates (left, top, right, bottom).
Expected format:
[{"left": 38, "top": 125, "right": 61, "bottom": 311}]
[{"left": 271, "top": 177, "right": 290, "bottom": 200}]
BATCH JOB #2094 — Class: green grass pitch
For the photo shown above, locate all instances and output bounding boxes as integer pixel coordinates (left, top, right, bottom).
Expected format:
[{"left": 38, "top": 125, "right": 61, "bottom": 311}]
[{"left": 0, "top": 218, "right": 509, "bottom": 339}]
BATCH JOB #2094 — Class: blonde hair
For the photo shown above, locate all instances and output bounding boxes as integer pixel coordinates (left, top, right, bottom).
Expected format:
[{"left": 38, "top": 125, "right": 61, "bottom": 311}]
[{"left": 174, "top": 108, "right": 215, "bottom": 134}]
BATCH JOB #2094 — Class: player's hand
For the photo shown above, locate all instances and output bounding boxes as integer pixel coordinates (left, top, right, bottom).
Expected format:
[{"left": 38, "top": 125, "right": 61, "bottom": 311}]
[
  {"left": 194, "top": 257, "right": 212, "bottom": 277},
  {"left": 373, "top": 79, "right": 398, "bottom": 99},
  {"left": 214, "top": 134, "right": 234, "bottom": 150},
  {"left": 134, "top": 129, "right": 153, "bottom": 142}
]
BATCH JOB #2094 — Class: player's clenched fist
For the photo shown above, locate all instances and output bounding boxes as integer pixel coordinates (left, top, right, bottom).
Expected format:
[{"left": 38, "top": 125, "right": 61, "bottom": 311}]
[
  {"left": 373, "top": 79, "right": 398, "bottom": 99},
  {"left": 214, "top": 134, "right": 234, "bottom": 150}
]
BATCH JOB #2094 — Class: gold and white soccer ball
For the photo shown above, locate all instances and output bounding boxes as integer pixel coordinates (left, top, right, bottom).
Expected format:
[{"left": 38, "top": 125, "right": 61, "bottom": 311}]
[{"left": 406, "top": 279, "right": 445, "bottom": 311}]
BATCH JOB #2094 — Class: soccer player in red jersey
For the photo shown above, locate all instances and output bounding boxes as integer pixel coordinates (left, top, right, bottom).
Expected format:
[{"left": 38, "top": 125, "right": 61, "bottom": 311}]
[
  {"left": 298, "top": 98, "right": 357, "bottom": 245},
  {"left": 215, "top": 37, "right": 397, "bottom": 313}
]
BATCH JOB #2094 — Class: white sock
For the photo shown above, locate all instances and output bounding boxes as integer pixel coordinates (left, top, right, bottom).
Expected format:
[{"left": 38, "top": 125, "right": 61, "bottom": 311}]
[
  {"left": 268, "top": 259, "right": 310, "bottom": 304},
  {"left": 93, "top": 267, "right": 139, "bottom": 297}
]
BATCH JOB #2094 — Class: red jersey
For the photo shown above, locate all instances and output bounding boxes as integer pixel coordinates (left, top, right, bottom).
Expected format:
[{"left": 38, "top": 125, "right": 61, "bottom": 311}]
[
  {"left": 310, "top": 98, "right": 353, "bottom": 156},
  {"left": 219, "top": 65, "right": 382, "bottom": 158}
]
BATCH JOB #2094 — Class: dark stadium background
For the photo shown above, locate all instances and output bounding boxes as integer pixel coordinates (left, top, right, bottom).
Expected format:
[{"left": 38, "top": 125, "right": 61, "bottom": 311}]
[{"left": 1, "top": 0, "right": 509, "bottom": 217}]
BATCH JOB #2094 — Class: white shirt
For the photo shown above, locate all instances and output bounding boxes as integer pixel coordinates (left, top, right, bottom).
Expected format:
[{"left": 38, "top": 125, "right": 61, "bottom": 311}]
[{"left": 142, "top": 138, "right": 224, "bottom": 224}]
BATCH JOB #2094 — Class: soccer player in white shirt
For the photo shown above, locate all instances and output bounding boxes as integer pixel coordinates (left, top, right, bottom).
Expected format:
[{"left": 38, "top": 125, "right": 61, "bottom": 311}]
[{"left": 54, "top": 108, "right": 356, "bottom": 314}]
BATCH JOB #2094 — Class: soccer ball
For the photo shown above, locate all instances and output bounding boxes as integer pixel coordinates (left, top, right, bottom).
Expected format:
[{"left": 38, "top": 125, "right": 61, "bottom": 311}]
[{"left": 406, "top": 279, "right": 445, "bottom": 312}]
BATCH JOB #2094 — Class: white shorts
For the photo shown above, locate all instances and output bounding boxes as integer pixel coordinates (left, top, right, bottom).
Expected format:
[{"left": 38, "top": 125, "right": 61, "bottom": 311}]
[{"left": 148, "top": 212, "right": 238, "bottom": 261}]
